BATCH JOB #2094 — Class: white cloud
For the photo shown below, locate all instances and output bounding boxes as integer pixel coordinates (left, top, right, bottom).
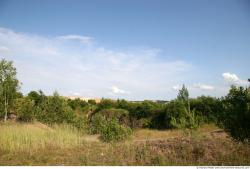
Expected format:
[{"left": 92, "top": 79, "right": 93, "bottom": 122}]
[
  {"left": 222, "top": 72, "right": 249, "bottom": 86},
  {"left": 0, "top": 27, "right": 195, "bottom": 100},
  {"left": 193, "top": 83, "right": 215, "bottom": 91},
  {"left": 222, "top": 72, "right": 239, "bottom": 82},
  {"left": 111, "top": 86, "right": 129, "bottom": 94},
  {"left": 58, "top": 35, "right": 93, "bottom": 44},
  {"left": 172, "top": 84, "right": 182, "bottom": 91}
]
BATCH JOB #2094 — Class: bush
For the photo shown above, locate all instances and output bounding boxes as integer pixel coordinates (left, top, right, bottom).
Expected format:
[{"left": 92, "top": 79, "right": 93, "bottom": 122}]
[
  {"left": 97, "top": 108, "right": 130, "bottom": 126},
  {"left": 222, "top": 86, "right": 250, "bottom": 141},
  {"left": 100, "top": 119, "right": 132, "bottom": 142},
  {"left": 35, "top": 92, "right": 76, "bottom": 125},
  {"left": 72, "top": 116, "right": 88, "bottom": 132},
  {"left": 165, "top": 100, "right": 198, "bottom": 129},
  {"left": 14, "top": 98, "right": 35, "bottom": 122},
  {"left": 89, "top": 113, "right": 107, "bottom": 134},
  {"left": 190, "top": 96, "right": 222, "bottom": 123}
]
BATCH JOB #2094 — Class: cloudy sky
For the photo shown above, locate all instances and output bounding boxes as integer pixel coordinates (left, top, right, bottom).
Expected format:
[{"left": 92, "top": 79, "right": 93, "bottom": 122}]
[{"left": 0, "top": 0, "right": 249, "bottom": 100}]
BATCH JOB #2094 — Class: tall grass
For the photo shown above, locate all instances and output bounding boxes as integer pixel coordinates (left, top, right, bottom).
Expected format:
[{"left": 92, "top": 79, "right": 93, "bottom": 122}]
[{"left": 0, "top": 122, "right": 85, "bottom": 152}]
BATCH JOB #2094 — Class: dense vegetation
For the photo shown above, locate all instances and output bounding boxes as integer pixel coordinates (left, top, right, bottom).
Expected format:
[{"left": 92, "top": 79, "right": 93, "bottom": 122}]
[{"left": 0, "top": 59, "right": 250, "bottom": 142}]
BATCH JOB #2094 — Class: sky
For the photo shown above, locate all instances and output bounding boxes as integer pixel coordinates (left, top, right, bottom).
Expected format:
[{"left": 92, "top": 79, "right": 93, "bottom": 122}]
[{"left": 0, "top": 0, "right": 249, "bottom": 100}]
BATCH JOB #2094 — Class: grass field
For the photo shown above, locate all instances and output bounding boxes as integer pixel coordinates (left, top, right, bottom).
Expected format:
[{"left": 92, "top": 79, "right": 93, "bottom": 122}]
[{"left": 0, "top": 122, "right": 249, "bottom": 165}]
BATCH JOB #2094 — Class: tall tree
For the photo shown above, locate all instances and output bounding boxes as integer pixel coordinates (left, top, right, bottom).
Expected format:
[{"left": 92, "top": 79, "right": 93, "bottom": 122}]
[
  {"left": 0, "top": 59, "right": 19, "bottom": 121},
  {"left": 177, "top": 84, "right": 190, "bottom": 113}
]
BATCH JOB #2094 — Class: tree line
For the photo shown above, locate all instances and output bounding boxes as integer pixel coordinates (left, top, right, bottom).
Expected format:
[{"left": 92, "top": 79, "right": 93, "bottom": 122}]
[{"left": 0, "top": 59, "right": 249, "bottom": 142}]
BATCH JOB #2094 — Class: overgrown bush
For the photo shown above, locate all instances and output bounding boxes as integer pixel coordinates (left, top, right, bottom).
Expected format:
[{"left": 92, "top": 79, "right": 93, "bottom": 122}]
[
  {"left": 89, "top": 108, "right": 130, "bottom": 133},
  {"left": 97, "top": 108, "right": 130, "bottom": 126},
  {"left": 35, "top": 92, "right": 76, "bottom": 125},
  {"left": 89, "top": 113, "right": 107, "bottom": 134},
  {"left": 190, "top": 96, "right": 223, "bottom": 123},
  {"left": 14, "top": 98, "right": 35, "bottom": 122},
  {"left": 221, "top": 86, "right": 250, "bottom": 141},
  {"left": 100, "top": 119, "right": 132, "bottom": 142}
]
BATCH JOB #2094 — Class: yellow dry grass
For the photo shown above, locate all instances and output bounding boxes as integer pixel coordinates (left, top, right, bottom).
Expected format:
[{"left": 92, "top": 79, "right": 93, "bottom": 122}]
[{"left": 0, "top": 121, "right": 85, "bottom": 152}]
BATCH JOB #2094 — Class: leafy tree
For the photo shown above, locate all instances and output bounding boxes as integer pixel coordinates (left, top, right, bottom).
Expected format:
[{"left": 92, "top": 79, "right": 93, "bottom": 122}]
[
  {"left": 27, "top": 90, "right": 45, "bottom": 105},
  {"left": 0, "top": 59, "right": 20, "bottom": 121},
  {"left": 177, "top": 84, "right": 190, "bottom": 112},
  {"left": 222, "top": 86, "right": 250, "bottom": 141}
]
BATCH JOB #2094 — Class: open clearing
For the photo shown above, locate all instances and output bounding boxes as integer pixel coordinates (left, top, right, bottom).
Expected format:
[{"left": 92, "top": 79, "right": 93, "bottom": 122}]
[{"left": 0, "top": 122, "right": 249, "bottom": 165}]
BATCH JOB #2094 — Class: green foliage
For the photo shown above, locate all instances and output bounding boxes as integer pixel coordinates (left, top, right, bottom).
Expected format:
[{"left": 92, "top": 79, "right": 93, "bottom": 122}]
[
  {"left": 0, "top": 59, "right": 20, "bottom": 120},
  {"left": 14, "top": 98, "right": 35, "bottom": 122},
  {"left": 97, "top": 108, "right": 130, "bottom": 125},
  {"left": 221, "top": 86, "right": 250, "bottom": 141},
  {"left": 67, "top": 98, "right": 88, "bottom": 111},
  {"left": 89, "top": 108, "right": 130, "bottom": 133},
  {"left": 27, "top": 90, "right": 45, "bottom": 106},
  {"left": 35, "top": 91, "right": 76, "bottom": 124},
  {"left": 71, "top": 115, "right": 87, "bottom": 131},
  {"left": 100, "top": 119, "right": 132, "bottom": 142},
  {"left": 177, "top": 84, "right": 189, "bottom": 102},
  {"left": 96, "top": 99, "right": 117, "bottom": 111},
  {"left": 164, "top": 85, "right": 199, "bottom": 129},
  {"left": 190, "top": 96, "right": 223, "bottom": 123},
  {"left": 88, "top": 99, "right": 96, "bottom": 105},
  {"left": 89, "top": 113, "right": 107, "bottom": 134}
]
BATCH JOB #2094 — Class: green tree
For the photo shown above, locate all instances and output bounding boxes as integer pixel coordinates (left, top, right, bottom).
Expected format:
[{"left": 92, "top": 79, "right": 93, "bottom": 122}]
[
  {"left": 27, "top": 90, "right": 45, "bottom": 105},
  {"left": 177, "top": 84, "right": 190, "bottom": 113},
  {"left": 0, "top": 59, "right": 19, "bottom": 121},
  {"left": 165, "top": 85, "right": 198, "bottom": 129},
  {"left": 222, "top": 86, "right": 250, "bottom": 141}
]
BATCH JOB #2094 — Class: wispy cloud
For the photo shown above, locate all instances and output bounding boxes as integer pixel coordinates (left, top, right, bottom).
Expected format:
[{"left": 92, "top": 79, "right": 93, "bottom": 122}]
[
  {"left": 193, "top": 83, "right": 215, "bottom": 91},
  {"left": 0, "top": 46, "right": 9, "bottom": 52},
  {"left": 0, "top": 27, "right": 195, "bottom": 100},
  {"left": 58, "top": 35, "right": 93, "bottom": 44},
  {"left": 222, "top": 72, "right": 249, "bottom": 86}
]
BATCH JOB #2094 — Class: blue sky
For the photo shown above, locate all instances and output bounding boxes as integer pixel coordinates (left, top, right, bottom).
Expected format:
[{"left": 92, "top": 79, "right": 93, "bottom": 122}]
[{"left": 0, "top": 0, "right": 249, "bottom": 100}]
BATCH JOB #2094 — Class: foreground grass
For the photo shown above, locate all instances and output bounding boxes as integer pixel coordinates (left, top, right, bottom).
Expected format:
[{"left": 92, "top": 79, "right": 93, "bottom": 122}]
[
  {"left": 0, "top": 122, "right": 249, "bottom": 165},
  {"left": 0, "top": 121, "right": 84, "bottom": 152}
]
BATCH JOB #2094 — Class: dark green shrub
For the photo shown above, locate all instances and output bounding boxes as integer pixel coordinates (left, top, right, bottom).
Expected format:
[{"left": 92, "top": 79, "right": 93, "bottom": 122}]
[
  {"left": 190, "top": 96, "right": 222, "bottom": 123},
  {"left": 222, "top": 86, "right": 250, "bottom": 141},
  {"left": 100, "top": 119, "right": 132, "bottom": 142}
]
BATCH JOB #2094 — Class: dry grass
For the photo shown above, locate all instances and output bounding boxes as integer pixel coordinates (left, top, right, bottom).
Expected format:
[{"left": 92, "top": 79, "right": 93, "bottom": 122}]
[
  {"left": 0, "top": 121, "right": 85, "bottom": 152},
  {"left": 0, "top": 122, "right": 249, "bottom": 166},
  {"left": 133, "top": 123, "right": 221, "bottom": 141}
]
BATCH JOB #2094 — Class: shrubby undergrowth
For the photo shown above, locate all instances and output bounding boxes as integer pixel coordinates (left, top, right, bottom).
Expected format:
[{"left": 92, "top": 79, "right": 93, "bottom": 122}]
[{"left": 1, "top": 58, "right": 250, "bottom": 142}]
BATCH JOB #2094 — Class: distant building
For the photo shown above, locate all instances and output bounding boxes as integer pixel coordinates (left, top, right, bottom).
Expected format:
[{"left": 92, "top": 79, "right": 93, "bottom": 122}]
[{"left": 63, "top": 96, "right": 101, "bottom": 103}]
